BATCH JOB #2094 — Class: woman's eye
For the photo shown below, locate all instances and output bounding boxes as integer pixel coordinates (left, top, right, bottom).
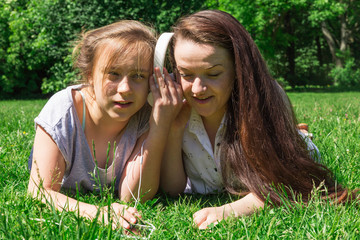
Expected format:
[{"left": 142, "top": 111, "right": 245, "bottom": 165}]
[
  {"left": 180, "top": 73, "right": 192, "bottom": 78},
  {"left": 208, "top": 72, "right": 221, "bottom": 77}
]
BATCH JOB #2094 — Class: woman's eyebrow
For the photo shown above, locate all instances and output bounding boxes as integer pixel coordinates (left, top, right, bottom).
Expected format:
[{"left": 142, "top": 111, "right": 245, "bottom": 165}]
[
  {"left": 177, "top": 64, "right": 222, "bottom": 71},
  {"left": 205, "top": 64, "right": 222, "bottom": 70}
]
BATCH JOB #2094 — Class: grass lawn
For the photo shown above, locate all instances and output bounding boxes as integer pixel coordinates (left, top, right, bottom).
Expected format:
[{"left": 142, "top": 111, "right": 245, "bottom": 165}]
[{"left": 0, "top": 91, "right": 359, "bottom": 239}]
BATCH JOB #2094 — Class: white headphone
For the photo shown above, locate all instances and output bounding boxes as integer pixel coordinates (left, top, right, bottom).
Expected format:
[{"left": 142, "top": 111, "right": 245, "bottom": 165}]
[{"left": 147, "top": 32, "right": 174, "bottom": 106}]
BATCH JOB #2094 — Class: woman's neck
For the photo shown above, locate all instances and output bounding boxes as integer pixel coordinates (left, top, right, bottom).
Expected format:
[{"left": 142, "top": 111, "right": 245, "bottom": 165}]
[{"left": 201, "top": 111, "right": 225, "bottom": 150}]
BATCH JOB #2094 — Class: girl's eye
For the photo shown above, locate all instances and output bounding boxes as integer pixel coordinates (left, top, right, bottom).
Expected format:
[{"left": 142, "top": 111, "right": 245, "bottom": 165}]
[
  {"left": 108, "top": 71, "right": 120, "bottom": 77},
  {"left": 132, "top": 73, "right": 146, "bottom": 80}
]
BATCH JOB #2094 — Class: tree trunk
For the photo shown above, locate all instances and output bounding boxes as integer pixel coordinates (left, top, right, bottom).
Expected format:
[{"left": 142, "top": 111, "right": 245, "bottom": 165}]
[
  {"left": 284, "top": 11, "right": 296, "bottom": 87},
  {"left": 315, "top": 36, "right": 323, "bottom": 66},
  {"left": 321, "top": 21, "right": 343, "bottom": 68}
]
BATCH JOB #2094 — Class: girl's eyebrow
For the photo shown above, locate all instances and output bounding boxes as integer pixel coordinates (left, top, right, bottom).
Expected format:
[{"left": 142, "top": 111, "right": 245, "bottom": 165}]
[
  {"left": 108, "top": 67, "right": 150, "bottom": 73},
  {"left": 133, "top": 68, "right": 150, "bottom": 73}
]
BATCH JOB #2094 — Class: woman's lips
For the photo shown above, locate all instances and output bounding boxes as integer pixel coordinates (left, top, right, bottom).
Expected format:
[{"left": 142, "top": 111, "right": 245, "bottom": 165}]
[{"left": 192, "top": 96, "right": 212, "bottom": 104}]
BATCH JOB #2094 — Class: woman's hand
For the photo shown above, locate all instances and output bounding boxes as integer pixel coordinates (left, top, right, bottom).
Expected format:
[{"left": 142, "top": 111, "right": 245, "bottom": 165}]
[
  {"left": 193, "top": 205, "right": 233, "bottom": 229},
  {"left": 192, "top": 193, "right": 264, "bottom": 229},
  {"left": 149, "top": 67, "right": 183, "bottom": 130}
]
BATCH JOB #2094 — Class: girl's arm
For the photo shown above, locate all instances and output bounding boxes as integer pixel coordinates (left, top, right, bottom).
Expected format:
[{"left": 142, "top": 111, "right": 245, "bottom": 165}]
[
  {"left": 28, "top": 126, "right": 139, "bottom": 230},
  {"left": 193, "top": 192, "right": 264, "bottom": 229},
  {"left": 118, "top": 67, "right": 184, "bottom": 202}
]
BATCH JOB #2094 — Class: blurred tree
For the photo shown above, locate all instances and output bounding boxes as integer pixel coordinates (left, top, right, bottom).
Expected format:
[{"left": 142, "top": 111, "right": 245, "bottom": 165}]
[
  {"left": 0, "top": 0, "right": 205, "bottom": 98},
  {"left": 206, "top": 0, "right": 360, "bottom": 87}
]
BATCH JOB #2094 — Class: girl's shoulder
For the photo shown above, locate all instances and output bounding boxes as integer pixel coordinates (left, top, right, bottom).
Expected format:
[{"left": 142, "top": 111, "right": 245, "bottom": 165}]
[
  {"left": 35, "top": 85, "right": 84, "bottom": 129},
  {"left": 132, "top": 103, "right": 152, "bottom": 138}
]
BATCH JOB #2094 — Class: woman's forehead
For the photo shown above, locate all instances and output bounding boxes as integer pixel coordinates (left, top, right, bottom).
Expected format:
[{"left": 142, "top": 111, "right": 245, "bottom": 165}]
[{"left": 174, "top": 39, "right": 231, "bottom": 68}]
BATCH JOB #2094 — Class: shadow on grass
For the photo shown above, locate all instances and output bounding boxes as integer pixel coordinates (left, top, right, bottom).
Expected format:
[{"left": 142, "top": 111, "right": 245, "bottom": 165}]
[
  {"left": 285, "top": 85, "right": 360, "bottom": 93},
  {"left": 155, "top": 191, "right": 237, "bottom": 208}
]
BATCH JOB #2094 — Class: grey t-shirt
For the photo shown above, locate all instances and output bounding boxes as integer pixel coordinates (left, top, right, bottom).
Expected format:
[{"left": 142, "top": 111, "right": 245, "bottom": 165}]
[{"left": 34, "top": 85, "right": 150, "bottom": 193}]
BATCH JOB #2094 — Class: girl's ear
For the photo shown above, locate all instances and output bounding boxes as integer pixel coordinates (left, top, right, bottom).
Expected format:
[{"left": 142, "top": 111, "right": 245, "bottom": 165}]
[{"left": 87, "top": 73, "right": 94, "bottom": 85}]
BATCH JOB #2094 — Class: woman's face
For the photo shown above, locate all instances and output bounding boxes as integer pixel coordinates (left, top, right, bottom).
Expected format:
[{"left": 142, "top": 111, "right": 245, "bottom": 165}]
[
  {"left": 90, "top": 44, "right": 151, "bottom": 123},
  {"left": 174, "top": 38, "right": 235, "bottom": 122}
]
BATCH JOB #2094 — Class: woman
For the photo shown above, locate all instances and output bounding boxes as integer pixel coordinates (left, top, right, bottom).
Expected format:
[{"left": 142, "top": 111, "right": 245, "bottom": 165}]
[
  {"left": 28, "top": 20, "right": 182, "bottom": 230},
  {"left": 160, "top": 10, "right": 349, "bottom": 229}
]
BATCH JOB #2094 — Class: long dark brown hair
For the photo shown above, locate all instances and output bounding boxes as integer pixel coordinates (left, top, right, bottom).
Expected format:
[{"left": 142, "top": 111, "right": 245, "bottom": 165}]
[{"left": 170, "top": 10, "right": 346, "bottom": 205}]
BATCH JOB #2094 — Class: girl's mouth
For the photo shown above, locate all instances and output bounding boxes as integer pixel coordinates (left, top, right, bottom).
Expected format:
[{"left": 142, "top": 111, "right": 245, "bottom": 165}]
[{"left": 114, "top": 101, "right": 132, "bottom": 108}]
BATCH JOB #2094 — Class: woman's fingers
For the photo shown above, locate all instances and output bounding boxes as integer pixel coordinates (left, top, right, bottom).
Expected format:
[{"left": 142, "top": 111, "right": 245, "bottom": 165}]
[
  {"left": 164, "top": 68, "right": 182, "bottom": 104},
  {"left": 154, "top": 67, "right": 170, "bottom": 99},
  {"left": 152, "top": 67, "right": 182, "bottom": 102},
  {"left": 193, "top": 210, "right": 207, "bottom": 227},
  {"left": 193, "top": 207, "right": 223, "bottom": 229},
  {"left": 149, "top": 75, "right": 160, "bottom": 100}
]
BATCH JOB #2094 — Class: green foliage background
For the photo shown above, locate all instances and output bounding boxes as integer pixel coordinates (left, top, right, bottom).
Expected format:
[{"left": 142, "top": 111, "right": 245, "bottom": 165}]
[
  {"left": 0, "top": 0, "right": 205, "bottom": 98},
  {"left": 0, "top": 0, "right": 359, "bottom": 98}
]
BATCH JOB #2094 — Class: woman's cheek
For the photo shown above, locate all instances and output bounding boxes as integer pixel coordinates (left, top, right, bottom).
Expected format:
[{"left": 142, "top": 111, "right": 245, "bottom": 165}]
[{"left": 180, "top": 79, "right": 192, "bottom": 97}]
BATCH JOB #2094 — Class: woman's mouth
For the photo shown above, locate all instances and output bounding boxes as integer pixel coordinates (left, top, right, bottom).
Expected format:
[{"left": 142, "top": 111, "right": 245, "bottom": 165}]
[{"left": 193, "top": 96, "right": 212, "bottom": 104}]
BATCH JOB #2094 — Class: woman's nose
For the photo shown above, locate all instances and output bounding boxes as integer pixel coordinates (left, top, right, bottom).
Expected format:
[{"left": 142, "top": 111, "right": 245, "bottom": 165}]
[{"left": 191, "top": 77, "right": 206, "bottom": 94}]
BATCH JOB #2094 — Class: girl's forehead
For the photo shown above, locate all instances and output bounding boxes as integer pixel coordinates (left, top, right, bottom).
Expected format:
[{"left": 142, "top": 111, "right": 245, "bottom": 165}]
[{"left": 95, "top": 41, "right": 152, "bottom": 71}]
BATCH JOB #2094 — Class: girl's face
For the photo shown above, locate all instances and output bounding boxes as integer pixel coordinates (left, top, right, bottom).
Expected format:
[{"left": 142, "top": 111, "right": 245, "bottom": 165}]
[
  {"left": 174, "top": 38, "right": 235, "bottom": 122},
  {"left": 90, "top": 44, "right": 151, "bottom": 123}
]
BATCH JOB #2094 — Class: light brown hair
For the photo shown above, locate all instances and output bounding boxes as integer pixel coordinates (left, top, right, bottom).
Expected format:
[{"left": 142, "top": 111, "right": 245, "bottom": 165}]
[{"left": 73, "top": 20, "right": 156, "bottom": 84}]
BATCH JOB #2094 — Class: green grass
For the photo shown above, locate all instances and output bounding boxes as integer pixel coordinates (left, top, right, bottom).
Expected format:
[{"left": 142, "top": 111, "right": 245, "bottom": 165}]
[{"left": 0, "top": 92, "right": 359, "bottom": 239}]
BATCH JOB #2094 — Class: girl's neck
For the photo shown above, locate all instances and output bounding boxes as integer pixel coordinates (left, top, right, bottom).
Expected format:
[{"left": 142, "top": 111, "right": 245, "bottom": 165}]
[{"left": 89, "top": 111, "right": 128, "bottom": 138}]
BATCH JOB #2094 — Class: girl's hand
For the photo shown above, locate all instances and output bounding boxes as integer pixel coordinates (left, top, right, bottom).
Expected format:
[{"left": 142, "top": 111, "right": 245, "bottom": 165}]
[
  {"left": 149, "top": 67, "right": 183, "bottom": 130},
  {"left": 193, "top": 205, "right": 233, "bottom": 229},
  {"left": 102, "top": 203, "right": 141, "bottom": 230}
]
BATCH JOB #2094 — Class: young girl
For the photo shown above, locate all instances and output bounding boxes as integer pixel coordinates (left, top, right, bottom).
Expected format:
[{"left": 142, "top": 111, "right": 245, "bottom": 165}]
[
  {"left": 28, "top": 20, "right": 182, "bottom": 230},
  {"left": 160, "top": 10, "right": 350, "bottom": 229}
]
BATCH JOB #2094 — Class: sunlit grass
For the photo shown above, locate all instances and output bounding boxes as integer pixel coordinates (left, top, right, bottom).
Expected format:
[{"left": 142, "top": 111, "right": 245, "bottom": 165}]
[{"left": 0, "top": 91, "right": 359, "bottom": 239}]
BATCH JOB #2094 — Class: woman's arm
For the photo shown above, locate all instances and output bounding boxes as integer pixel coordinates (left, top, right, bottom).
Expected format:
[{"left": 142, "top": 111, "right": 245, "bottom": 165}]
[
  {"left": 28, "top": 126, "right": 139, "bottom": 230},
  {"left": 159, "top": 97, "right": 192, "bottom": 195},
  {"left": 193, "top": 192, "right": 264, "bottom": 229},
  {"left": 118, "top": 67, "right": 184, "bottom": 202},
  {"left": 159, "top": 124, "right": 188, "bottom": 196}
]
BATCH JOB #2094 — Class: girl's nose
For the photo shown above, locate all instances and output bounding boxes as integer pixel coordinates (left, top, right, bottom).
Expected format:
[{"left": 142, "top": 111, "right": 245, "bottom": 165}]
[{"left": 117, "top": 76, "right": 132, "bottom": 93}]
